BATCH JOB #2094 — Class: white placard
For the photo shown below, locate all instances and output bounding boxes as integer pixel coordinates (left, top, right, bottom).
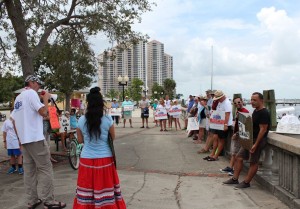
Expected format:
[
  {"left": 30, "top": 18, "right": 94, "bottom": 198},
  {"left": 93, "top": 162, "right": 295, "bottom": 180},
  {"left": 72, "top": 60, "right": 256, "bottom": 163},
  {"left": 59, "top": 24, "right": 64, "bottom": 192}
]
[
  {"left": 168, "top": 106, "right": 182, "bottom": 116},
  {"left": 155, "top": 108, "right": 168, "bottom": 120},
  {"left": 123, "top": 105, "right": 134, "bottom": 111},
  {"left": 187, "top": 117, "right": 199, "bottom": 130},
  {"left": 109, "top": 108, "right": 122, "bottom": 116},
  {"left": 209, "top": 110, "right": 225, "bottom": 130},
  {"left": 59, "top": 115, "right": 70, "bottom": 133}
]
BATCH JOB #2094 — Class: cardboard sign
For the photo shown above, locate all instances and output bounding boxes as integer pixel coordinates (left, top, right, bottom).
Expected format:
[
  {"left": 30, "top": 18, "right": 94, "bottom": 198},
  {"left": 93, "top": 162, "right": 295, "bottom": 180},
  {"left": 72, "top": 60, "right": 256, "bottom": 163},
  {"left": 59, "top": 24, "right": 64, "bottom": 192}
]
[
  {"left": 48, "top": 106, "right": 60, "bottom": 129},
  {"left": 209, "top": 110, "right": 225, "bottom": 130},
  {"left": 123, "top": 105, "right": 134, "bottom": 111},
  {"left": 187, "top": 117, "right": 199, "bottom": 131},
  {"left": 237, "top": 112, "right": 253, "bottom": 150},
  {"left": 109, "top": 108, "right": 122, "bottom": 116},
  {"left": 155, "top": 108, "right": 168, "bottom": 120},
  {"left": 59, "top": 115, "right": 70, "bottom": 133},
  {"left": 168, "top": 106, "right": 182, "bottom": 116}
]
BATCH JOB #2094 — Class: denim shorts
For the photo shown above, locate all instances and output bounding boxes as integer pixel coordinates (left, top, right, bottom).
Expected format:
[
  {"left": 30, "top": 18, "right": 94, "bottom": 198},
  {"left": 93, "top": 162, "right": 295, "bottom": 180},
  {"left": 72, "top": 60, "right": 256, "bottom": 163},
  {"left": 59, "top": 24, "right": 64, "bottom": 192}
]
[{"left": 7, "top": 149, "right": 22, "bottom": 156}]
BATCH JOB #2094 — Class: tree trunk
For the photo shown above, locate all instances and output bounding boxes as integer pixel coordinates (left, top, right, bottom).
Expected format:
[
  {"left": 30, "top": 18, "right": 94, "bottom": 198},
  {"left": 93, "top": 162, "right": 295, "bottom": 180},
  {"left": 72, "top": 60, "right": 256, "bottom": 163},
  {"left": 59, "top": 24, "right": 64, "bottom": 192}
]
[
  {"left": 65, "top": 92, "right": 72, "bottom": 112},
  {"left": 5, "top": 0, "right": 34, "bottom": 78}
]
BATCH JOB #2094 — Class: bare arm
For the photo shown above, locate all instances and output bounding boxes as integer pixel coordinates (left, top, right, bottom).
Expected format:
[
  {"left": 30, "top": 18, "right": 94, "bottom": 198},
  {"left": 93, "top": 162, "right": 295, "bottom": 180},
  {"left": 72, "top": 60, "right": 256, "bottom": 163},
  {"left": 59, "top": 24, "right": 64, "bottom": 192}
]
[
  {"left": 38, "top": 92, "right": 50, "bottom": 117},
  {"left": 224, "top": 112, "right": 230, "bottom": 131},
  {"left": 3, "top": 132, "right": 7, "bottom": 149},
  {"left": 109, "top": 125, "right": 115, "bottom": 140},
  {"left": 76, "top": 128, "right": 84, "bottom": 144},
  {"left": 250, "top": 124, "right": 268, "bottom": 153}
]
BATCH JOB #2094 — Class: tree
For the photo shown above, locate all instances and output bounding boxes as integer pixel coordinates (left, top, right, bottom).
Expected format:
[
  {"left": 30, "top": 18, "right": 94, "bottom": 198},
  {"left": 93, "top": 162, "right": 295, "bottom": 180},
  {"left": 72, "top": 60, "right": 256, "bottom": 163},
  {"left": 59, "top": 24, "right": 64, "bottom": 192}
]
[
  {"left": 0, "top": 0, "right": 154, "bottom": 77},
  {"left": 0, "top": 73, "right": 23, "bottom": 103},
  {"left": 129, "top": 78, "right": 143, "bottom": 104},
  {"left": 33, "top": 29, "right": 97, "bottom": 111},
  {"left": 163, "top": 78, "right": 176, "bottom": 99},
  {"left": 151, "top": 82, "right": 164, "bottom": 99},
  {"left": 106, "top": 89, "right": 119, "bottom": 101}
]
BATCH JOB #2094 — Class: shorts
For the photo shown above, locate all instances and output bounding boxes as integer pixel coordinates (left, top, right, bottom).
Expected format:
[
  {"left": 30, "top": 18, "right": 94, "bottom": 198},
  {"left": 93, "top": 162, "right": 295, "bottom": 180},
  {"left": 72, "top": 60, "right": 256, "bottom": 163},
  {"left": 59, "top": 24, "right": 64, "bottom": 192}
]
[
  {"left": 7, "top": 149, "right": 22, "bottom": 156},
  {"left": 141, "top": 113, "right": 149, "bottom": 119},
  {"left": 230, "top": 137, "right": 241, "bottom": 155},
  {"left": 215, "top": 126, "right": 232, "bottom": 139},
  {"left": 209, "top": 128, "right": 217, "bottom": 134},
  {"left": 199, "top": 118, "right": 206, "bottom": 128},
  {"left": 236, "top": 138, "right": 267, "bottom": 163}
]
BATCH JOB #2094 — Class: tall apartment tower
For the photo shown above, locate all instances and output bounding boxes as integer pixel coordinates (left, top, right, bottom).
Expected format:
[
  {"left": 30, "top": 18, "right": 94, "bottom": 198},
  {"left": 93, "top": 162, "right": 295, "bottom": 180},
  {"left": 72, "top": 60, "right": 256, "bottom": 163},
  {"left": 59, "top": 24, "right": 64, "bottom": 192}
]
[
  {"left": 147, "top": 40, "right": 173, "bottom": 96},
  {"left": 98, "top": 41, "right": 146, "bottom": 96}
]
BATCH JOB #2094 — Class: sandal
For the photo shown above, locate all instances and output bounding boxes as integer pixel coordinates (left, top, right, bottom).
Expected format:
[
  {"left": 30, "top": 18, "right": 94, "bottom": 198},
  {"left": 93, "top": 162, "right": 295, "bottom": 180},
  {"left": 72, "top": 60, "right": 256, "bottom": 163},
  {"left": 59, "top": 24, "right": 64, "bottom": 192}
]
[
  {"left": 28, "top": 199, "right": 42, "bottom": 209},
  {"left": 160, "top": 129, "right": 163, "bottom": 131},
  {"left": 44, "top": 201, "right": 66, "bottom": 209},
  {"left": 203, "top": 156, "right": 210, "bottom": 160},
  {"left": 164, "top": 129, "right": 168, "bottom": 131},
  {"left": 207, "top": 157, "right": 218, "bottom": 161},
  {"left": 197, "top": 148, "right": 209, "bottom": 154}
]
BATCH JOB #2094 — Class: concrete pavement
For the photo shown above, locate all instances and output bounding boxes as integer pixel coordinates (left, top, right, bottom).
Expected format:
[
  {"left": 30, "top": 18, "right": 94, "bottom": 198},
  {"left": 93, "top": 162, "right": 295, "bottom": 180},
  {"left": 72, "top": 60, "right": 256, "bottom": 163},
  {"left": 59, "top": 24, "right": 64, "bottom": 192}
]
[{"left": 0, "top": 109, "right": 289, "bottom": 209}]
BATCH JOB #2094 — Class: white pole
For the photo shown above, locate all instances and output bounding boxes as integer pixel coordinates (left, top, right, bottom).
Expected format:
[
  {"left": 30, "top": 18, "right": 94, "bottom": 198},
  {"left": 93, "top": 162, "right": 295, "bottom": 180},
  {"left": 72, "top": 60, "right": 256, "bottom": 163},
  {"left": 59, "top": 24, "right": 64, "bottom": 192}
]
[{"left": 211, "top": 45, "right": 214, "bottom": 91}]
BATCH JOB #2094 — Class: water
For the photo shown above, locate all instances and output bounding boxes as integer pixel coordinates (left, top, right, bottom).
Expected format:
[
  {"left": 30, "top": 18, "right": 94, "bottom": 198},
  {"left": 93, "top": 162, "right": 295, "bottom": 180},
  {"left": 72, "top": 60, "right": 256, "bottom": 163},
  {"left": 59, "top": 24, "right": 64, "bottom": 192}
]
[{"left": 245, "top": 104, "right": 300, "bottom": 117}]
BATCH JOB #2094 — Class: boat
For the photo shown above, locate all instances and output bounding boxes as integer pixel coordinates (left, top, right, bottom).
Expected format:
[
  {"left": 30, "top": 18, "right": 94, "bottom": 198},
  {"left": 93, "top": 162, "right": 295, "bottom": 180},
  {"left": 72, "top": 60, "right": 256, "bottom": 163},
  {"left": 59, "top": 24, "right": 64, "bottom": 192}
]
[{"left": 276, "top": 114, "right": 300, "bottom": 135}]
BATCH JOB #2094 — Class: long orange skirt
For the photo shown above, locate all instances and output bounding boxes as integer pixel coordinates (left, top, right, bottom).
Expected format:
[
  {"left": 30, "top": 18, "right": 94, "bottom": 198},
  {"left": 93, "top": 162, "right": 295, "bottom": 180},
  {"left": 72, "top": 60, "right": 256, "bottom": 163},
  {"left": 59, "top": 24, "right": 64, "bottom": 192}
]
[{"left": 73, "top": 157, "right": 127, "bottom": 209}]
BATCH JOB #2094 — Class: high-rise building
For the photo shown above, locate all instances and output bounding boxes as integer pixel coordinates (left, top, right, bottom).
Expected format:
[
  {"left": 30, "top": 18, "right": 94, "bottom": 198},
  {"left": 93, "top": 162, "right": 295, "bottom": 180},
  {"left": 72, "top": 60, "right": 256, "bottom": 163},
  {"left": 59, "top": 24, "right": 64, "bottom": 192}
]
[
  {"left": 98, "top": 39, "right": 173, "bottom": 98},
  {"left": 98, "top": 41, "right": 146, "bottom": 96}
]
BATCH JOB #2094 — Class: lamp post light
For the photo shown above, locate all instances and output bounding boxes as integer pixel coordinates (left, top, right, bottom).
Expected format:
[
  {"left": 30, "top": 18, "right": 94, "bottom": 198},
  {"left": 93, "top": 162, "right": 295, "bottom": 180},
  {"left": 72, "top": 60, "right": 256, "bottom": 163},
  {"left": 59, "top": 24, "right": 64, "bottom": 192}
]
[
  {"left": 141, "top": 86, "right": 148, "bottom": 97},
  {"left": 118, "top": 75, "right": 129, "bottom": 101}
]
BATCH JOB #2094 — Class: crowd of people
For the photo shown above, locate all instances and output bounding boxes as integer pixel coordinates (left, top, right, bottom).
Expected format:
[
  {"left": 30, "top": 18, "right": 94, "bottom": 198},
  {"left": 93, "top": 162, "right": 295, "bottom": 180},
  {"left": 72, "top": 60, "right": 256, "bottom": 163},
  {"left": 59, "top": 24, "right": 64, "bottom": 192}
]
[{"left": 1, "top": 74, "right": 270, "bottom": 208}]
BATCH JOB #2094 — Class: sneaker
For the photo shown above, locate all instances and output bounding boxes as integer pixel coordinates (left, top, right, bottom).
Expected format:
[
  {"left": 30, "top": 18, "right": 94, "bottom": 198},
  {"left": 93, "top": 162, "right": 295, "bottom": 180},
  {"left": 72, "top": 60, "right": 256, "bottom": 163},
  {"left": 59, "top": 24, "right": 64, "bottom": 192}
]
[
  {"left": 7, "top": 167, "right": 17, "bottom": 174},
  {"left": 140, "top": 126, "right": 144, "bottom": 128},
  {"left": 220, "top": 166, "right": 233, "bottom": 173},
  {"left": 234, "top": 181, "right": 250, "bottom": 189},
  {"left": 228, "top": 171, "right": 234, "bottom": 176},
  {"left": 18, "top": 167, "right": 24, "bottom": 175},
  {"left": 223, "top": 178, "right": 239, "bottom": 185}
]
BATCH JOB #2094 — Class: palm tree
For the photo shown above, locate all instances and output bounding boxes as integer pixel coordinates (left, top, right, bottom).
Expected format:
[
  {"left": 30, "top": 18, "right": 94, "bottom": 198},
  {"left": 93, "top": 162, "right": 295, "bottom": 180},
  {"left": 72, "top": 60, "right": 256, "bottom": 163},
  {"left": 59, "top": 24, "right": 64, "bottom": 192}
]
[{"left": 106, "top": 89, "right": 119, "bottom": 101}]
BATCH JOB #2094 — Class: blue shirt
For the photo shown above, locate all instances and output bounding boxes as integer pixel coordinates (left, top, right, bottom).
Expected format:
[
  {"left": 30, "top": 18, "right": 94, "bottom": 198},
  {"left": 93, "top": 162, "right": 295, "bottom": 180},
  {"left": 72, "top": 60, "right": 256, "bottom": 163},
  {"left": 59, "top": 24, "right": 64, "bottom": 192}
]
[
  {"left": 70, "top": 115, "right": 78, "bottom": 129},
  {"left": 111, "top": 102, "right": 119, "bottom": 108},
  {"left": 78, "top": 115, "right": 113, "bottom": 159},
  {"left": 187, "top": 99, "right": 195, "bottom": 113}
]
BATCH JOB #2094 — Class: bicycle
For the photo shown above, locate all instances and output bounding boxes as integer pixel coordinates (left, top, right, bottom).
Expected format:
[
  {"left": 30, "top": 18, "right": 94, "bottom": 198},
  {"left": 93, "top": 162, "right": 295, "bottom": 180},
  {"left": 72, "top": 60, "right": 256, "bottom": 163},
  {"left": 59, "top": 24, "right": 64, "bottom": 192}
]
[{"left": 68, "top": 135, "right": 83, "bottom": 170}]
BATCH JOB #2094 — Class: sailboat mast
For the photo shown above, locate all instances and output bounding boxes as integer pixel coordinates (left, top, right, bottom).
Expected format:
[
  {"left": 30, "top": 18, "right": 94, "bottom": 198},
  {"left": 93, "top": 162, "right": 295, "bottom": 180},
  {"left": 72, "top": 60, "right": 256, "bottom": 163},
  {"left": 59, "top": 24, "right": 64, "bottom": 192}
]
[{"left": 211, "top": 45, "right": 213, "bottom": 91}]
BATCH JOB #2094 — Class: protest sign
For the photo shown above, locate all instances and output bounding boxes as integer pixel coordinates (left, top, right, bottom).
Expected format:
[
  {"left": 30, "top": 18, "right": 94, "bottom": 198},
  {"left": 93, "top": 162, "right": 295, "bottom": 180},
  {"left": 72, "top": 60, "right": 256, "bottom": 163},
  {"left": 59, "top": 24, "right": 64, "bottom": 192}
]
[
  {"left": 237, "top": 112, "right": 253, "bottom": 150},
  {"left": 168, "top": 106, "right": 182, "bottom": 116},
  {"left": 59, "top": 114, "right": 70, "bottom": 133},
  {"left": 187, "top": 117, "right": 199, "bottom": 131},
  {"left": 123, "top": 105, "right": 134, "bottom": 111},
  {"left": 155, "top": 108, "right": 168, "bottom": 120},
  {"left": 109, "top": 108, "right": 122, "bottom": 116},
  {"left": 209, "top": 110, "right": 225, "bottom": 130},
  {"left": 48, "top": 106, "right": 60, "bottom": 129}
]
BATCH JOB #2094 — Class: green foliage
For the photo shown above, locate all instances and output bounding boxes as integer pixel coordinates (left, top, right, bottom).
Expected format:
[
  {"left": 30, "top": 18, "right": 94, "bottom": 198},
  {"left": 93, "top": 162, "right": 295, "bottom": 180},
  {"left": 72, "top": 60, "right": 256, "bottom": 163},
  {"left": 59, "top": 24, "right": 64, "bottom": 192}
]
[
  {"left": 33, "top": 29, "right": 97, "bottom": 110},
  {"left": 151, "top": 82, "right": 164, "bottom": 99},
  {"left": 163, "top": 78, "right": 176, "bottom": 99},
  {"left": 0, "top": 73, "right": 23, "bottom": 103},
  {"left": 130, "top": 78, "right": 144, "bottom": 103},
  {"left": 106, "top": 89, "right": 119, "bottom": 101},
  {"left": 0, "top": 0, "right": 154, "bottom": 77}
]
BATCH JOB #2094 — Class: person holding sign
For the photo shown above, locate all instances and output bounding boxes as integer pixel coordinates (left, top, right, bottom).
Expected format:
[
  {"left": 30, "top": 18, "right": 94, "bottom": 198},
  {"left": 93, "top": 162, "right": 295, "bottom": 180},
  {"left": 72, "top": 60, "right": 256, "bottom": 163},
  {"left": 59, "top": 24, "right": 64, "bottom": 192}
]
[
  {"left": 122, "top": 96, "right": 133, "bottom": 128},
  {"left": 170, "top": 99, "right": 181, "bottom": 131},
  {"left": 220, "top": 97, "right": 249, "bottom": 176},
  {"left": 156, "top": 98, "right": 168, "bottom": 131},
  {"left": 223, "top": 92, "right": 270, "bottom": 189},
  {"left": 206, "top": 90, "right": 233, "bottom": 161}
]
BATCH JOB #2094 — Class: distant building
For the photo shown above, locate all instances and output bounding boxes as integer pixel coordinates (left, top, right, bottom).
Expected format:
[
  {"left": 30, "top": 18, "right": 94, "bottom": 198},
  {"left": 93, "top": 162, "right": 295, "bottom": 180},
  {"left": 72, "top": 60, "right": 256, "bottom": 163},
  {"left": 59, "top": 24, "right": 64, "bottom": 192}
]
[{"left": 98, "top": 40, "right": 173, "bottom": 97}]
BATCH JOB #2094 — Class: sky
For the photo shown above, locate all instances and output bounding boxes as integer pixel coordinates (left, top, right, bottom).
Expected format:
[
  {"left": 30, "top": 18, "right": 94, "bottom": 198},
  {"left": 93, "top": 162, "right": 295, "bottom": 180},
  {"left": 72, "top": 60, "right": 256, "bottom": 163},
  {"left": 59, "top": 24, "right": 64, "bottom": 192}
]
[{"left": 89, "top": 0, "right": 300, "bottom": 100}]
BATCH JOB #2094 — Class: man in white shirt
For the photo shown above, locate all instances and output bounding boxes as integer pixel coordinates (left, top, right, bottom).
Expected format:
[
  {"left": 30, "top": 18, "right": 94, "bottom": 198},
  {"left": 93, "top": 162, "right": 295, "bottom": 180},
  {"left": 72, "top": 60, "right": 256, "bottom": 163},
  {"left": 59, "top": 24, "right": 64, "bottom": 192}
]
[
  {"left": 165, "top": 95, "right": 172, "bottom": 128},
  {"left": 206, "top": 90, "right": 233, "bottom": 161},
  {"left": 11, "top": 75, "right": 66, "bottom": 209},
  {"left": 139, "top": 96, "right": 150, "bottom": 128}
]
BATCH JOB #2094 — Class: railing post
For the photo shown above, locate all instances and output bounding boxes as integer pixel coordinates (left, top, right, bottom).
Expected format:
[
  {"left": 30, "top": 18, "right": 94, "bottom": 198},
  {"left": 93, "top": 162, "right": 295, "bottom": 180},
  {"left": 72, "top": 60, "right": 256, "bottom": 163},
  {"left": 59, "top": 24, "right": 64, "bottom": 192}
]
[{"left": 262, "top": 144, "right": 272, "bottom": 175}]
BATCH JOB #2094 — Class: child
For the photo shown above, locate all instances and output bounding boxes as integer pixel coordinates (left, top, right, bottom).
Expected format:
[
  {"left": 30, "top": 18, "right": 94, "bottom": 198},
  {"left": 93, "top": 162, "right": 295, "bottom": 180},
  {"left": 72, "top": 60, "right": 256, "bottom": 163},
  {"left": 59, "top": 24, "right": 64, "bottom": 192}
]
[{"left": 1, "top": 112, "right": 24, "bottom": 175}]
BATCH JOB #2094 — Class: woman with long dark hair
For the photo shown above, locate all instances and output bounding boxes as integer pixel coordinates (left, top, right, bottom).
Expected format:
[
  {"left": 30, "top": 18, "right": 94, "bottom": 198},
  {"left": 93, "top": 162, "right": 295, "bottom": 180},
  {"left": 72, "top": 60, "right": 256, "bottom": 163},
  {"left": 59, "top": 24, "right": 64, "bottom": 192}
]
[{"left": 73, "top": 87, "right": 126, "bottom": 209}]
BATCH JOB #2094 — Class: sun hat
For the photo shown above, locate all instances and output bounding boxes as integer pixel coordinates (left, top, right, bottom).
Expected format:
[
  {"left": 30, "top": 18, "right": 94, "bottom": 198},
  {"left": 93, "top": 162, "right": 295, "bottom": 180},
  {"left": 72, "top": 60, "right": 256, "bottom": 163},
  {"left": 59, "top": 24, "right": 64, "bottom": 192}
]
[
  {"left": 213, "top": 90, "right": 225, "bottom": 101},
  {"left": 25, "top": 75, "right": 44, "bottom": 85},
  {"left": 200, "top": 95, "right": 208, "bottom": 100}
]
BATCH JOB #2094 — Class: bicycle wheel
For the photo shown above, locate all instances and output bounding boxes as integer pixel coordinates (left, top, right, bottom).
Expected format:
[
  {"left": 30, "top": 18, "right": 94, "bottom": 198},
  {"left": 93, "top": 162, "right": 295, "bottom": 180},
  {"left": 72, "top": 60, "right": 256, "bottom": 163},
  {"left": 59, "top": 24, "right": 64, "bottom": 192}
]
[{"left": 68, "top": 140, "right": 80, "bottom": 170}]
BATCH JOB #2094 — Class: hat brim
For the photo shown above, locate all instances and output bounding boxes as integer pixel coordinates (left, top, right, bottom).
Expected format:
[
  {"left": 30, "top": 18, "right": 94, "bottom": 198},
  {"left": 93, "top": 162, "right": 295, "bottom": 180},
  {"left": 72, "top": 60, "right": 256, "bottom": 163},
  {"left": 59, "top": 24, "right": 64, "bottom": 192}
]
[{"left": 213, "top": 94, "right": 225, "bottom": 101}]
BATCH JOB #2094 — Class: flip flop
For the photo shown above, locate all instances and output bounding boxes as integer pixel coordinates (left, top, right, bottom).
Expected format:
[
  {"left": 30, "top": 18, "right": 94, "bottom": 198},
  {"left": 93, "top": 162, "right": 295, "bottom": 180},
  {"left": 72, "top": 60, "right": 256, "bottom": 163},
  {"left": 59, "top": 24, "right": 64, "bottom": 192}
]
[
  {"left": 207, "top": 157, "right": 218, "bottom": 161},
  {"left": 28, "top": 199, "right": 42, "bottom": 209},
  {"left": 203, "top": 156, "right": 210, "bottom": 160},
  {"left": 44, "top": 201, "right": 66, "bottom": 209}
]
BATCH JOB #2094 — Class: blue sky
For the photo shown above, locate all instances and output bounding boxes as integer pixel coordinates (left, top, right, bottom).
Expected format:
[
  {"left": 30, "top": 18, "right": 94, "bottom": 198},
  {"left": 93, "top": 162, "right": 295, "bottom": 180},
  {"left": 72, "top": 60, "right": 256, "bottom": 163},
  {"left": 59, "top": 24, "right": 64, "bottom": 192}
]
[{"left": 90, "top": 0, "right": 300, "bottom": 99}]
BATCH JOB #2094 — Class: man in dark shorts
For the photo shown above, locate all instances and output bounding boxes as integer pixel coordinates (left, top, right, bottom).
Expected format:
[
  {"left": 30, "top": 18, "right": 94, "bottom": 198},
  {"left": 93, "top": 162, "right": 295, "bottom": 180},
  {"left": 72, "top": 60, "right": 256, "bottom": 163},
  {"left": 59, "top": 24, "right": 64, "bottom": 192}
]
[
  {"left": 139, "top": 96, "right": 150, "bottom": 128},
  {"left": 223, "top": 92, "right": 270, "bottom": 189}
]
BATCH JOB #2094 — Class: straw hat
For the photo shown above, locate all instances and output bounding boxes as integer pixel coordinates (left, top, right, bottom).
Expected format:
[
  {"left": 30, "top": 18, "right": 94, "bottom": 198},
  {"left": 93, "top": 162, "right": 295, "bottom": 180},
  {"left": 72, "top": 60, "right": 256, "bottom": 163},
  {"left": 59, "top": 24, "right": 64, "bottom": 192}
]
[{"left": 213, "top": 90, "right": 225, "bottom": 101}]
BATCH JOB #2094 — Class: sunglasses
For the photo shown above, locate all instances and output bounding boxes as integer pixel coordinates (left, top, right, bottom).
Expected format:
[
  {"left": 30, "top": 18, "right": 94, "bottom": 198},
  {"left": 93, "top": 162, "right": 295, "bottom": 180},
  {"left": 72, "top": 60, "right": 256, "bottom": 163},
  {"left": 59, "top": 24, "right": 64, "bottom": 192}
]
[{"left": 234, "top": 101, "right": 242, "bottom": 105}]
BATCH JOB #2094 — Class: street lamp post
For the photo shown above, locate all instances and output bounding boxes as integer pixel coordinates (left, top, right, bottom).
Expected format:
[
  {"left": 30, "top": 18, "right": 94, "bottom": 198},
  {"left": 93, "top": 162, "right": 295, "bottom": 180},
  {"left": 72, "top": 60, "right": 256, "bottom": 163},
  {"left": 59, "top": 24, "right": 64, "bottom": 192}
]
[
  {"left": 141, "top": 86, "right": 148, "bottom": 97},
  {"left": 118, "top": 75, "right": 129, "bottom": 101}
]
